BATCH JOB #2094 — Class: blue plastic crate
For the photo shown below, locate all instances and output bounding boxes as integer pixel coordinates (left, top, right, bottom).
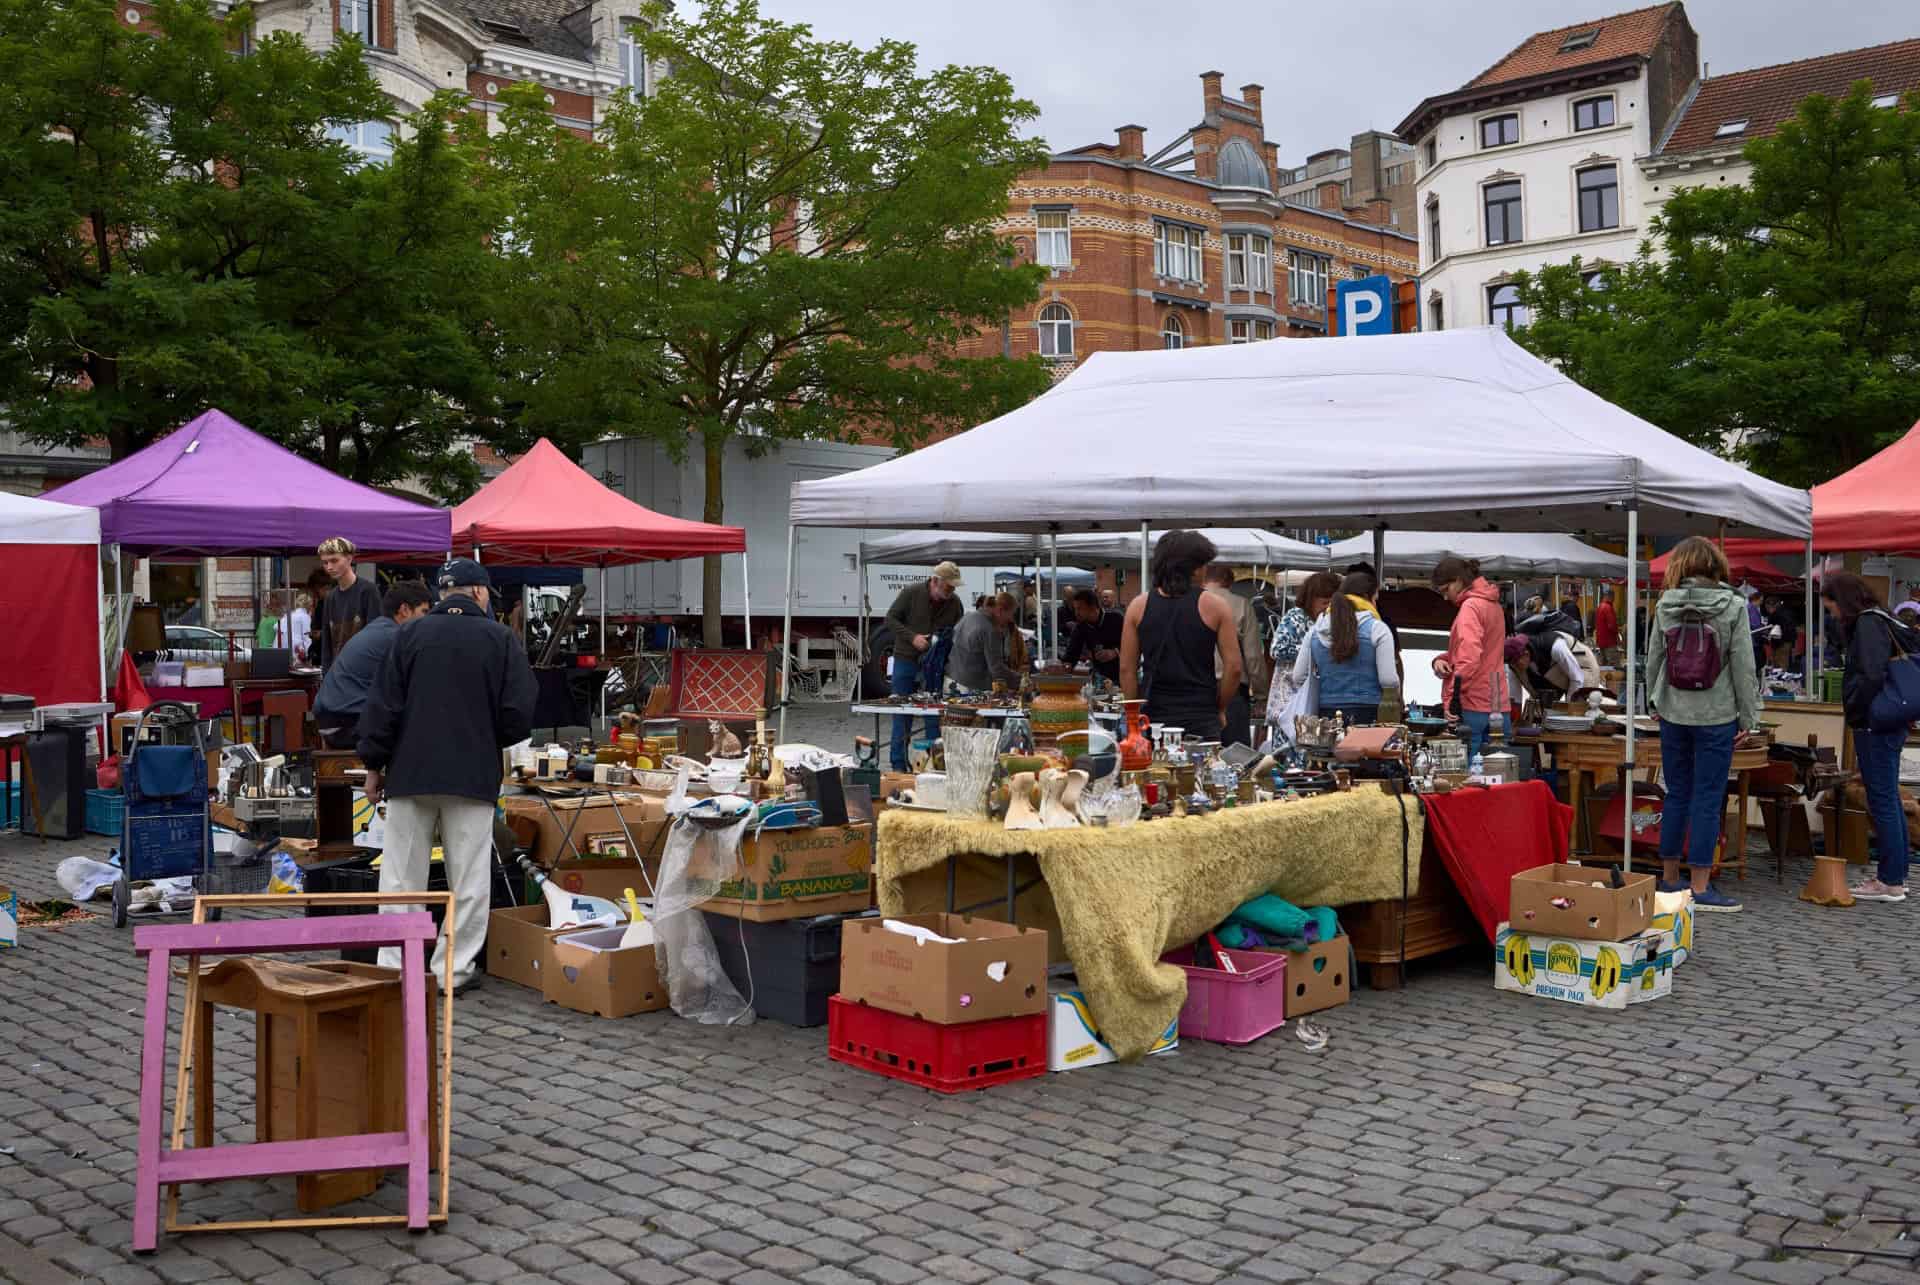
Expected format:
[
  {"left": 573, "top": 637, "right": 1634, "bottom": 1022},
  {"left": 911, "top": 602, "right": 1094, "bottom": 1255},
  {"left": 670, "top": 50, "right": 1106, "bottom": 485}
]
[{"left": 85, "top": 789, "right": 126, "bottom": 837}]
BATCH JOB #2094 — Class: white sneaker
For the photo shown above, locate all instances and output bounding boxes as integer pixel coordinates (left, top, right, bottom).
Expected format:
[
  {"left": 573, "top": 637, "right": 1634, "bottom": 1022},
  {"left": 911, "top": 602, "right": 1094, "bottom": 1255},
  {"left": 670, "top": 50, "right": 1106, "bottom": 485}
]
[{"left": 1850, "top": 879, "right": 1908, "bottom": 903}]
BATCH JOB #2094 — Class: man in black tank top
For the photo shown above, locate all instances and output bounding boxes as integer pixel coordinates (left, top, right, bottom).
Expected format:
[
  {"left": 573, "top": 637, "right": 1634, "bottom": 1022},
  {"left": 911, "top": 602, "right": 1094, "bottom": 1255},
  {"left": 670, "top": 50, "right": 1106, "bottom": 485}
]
[{"left": 1118, "top": 531, "right": 1243, "bottom": 742}]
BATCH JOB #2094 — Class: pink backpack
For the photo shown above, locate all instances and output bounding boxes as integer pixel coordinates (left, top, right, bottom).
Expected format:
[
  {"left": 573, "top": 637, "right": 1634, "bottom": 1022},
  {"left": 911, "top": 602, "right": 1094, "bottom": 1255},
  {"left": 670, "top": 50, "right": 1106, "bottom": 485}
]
[{"left": 1662, "top": 609, "right": 1725, "bottom": 691}]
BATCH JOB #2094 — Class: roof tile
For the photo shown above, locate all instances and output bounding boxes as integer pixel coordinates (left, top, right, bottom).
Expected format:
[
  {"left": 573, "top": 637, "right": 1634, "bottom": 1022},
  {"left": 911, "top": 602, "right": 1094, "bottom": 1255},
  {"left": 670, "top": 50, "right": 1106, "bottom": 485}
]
[
  {"left": 1659, "top": 37, "right": 1920, "bottom": 154},
  {"left": 1465, "top": 3, "right": 1680, "bottom": 90}
]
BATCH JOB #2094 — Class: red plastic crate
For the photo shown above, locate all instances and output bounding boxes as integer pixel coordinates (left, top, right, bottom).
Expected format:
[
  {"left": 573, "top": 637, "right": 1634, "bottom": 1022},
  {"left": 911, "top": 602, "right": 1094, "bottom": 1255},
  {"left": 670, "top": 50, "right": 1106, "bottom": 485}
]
[
  {"left": 827, "top": 995, "right": 1046, "bottom": 1093},
  {"left": 1161, "top": 946, "right": 1287, "bottom": 1044}
]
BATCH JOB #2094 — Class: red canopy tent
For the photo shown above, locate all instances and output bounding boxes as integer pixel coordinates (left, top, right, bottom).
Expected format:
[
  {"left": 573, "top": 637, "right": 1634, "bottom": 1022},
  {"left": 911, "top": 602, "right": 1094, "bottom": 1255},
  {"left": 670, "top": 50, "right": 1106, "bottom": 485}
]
[
  {"left": 1641, "top": 547, "right": 1799, "bottom": 591},
  {"left": 451, "top": 439, "right": 747, "bottom": 650},
  {"left": 1719, "top": 420, "right": 1920, "bottom": 557}
]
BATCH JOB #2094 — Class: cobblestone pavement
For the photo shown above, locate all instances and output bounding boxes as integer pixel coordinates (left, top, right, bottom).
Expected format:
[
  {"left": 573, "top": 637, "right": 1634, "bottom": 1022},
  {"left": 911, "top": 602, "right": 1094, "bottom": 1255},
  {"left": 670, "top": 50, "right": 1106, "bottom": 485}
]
[{"left": 2, "top": 757, "right": 1916, "bottom": 1283}]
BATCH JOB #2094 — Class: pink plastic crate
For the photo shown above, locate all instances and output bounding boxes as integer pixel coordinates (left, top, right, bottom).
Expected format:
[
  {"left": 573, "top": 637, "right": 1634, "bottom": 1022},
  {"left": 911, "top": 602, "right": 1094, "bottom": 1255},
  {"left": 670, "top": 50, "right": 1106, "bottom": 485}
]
[{"left": 1161, "top": 946, "right": 1287, "bottom": 1044}]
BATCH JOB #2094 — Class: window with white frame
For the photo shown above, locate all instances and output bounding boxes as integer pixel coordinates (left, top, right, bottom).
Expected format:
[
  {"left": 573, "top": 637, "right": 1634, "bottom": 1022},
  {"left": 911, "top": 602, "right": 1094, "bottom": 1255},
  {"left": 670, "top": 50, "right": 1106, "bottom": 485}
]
[
  {"left": 1573, "top": 96, "right": 1615, "bottom": 131},
  {"left": 1228, "top": 318, "right": 1274, "bottom": 343},
  {"left": 1479, "top": 113, "right": 1519, "bottom": 149},
  {"left": 1428, "top": 295, "right": 1444, "bottom": 332},
  {"left": 618, "top": 31, "right": 647, "bottom": 97},
  {"left": 339, "top": 0, "right": 376, "bottom": 42},
  {"left": 1577, "top": 164, "right": 1619, "bottom": 232},
  {"left": 1153, "top": 221, "right": 1204, "bottom": 283},
  {"left": 327, "top": 119, "right": 393, "bottom": 166},
  {"left": 1487, "top": 282, "right": 1528, "bottom": 331},
  {"left": 1161, "top": 314, "right": 1186, "bottom": 349},
  {"left": 1287, "top": 249, "right": 1329, "bottom": 308},
  {"left": 1035, "top": 209, "right": 1071, "bottom": 267},
  {"left": 1483, "top": 180, "right": 1523, "bottom": 245},
  {"left": 1225, "top": 233, "right": 1273, "bottom": 290},
  {"left": 1037, "top": 303, "right": 1073, "bottom": 357},
  {"left": 1427, "top": 199, "right": 1441, "bottom": 261}
]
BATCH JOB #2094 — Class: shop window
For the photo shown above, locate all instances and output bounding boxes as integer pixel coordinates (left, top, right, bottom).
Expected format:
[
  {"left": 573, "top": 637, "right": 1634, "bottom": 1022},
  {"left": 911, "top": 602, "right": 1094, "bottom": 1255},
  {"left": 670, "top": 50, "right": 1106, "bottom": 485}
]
[{"left": 1037, "top": 303, "right": 1073, "bottom": 356}]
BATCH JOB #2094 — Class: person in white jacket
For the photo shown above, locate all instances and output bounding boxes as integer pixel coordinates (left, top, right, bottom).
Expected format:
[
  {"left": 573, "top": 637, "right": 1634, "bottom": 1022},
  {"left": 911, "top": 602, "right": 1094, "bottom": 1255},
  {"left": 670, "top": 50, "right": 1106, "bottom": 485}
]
[{"left": 1292, "top": 573, "right": 1399, "bottom": 725}]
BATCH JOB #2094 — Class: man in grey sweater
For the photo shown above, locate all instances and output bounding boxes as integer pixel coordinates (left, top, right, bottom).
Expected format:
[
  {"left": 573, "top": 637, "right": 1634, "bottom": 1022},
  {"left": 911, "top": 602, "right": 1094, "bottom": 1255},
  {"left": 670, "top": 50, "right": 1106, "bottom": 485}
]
[
  {"left": 884, "top": 561, "right": 964, "bottom": 770},
  {"left": 948, "top": 593, "right": 1017, "bottom": 693}
]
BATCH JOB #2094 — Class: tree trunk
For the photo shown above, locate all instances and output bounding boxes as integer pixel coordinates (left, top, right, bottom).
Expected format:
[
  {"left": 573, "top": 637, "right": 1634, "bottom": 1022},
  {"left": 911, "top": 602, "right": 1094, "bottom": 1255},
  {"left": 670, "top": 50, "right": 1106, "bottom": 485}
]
[{"left": 701, "top": 434, "right": 725, "bottom": 648}]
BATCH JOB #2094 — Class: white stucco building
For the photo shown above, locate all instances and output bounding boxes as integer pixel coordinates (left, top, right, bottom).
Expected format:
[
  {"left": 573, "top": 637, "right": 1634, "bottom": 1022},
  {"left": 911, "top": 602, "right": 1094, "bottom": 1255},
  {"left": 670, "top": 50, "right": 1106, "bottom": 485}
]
[{"left": 1396, "top": 2, "right": 1700, "bottom": 332}]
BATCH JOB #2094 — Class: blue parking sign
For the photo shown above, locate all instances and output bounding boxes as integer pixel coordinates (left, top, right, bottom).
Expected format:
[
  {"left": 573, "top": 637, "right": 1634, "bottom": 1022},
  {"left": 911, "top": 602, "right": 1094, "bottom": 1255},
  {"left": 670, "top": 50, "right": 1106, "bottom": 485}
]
[{"left": 1337, "top": 275, "right": 1394, "bottom": 336}]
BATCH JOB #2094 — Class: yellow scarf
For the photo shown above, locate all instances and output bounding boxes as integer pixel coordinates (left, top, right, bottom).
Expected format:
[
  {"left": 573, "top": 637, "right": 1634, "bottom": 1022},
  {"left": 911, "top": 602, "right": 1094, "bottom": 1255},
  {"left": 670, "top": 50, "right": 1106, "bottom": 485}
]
[{"left": 1345, "top": 594, "right": 1376, "bottom": 615}]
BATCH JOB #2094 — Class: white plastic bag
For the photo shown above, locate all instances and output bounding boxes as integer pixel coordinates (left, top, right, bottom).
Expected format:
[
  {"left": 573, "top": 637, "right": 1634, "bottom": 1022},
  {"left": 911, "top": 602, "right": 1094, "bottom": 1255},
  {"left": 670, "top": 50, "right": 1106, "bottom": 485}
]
[
  {"left": 57, "top": 857, "right": 121, "bottom": 903},
  {"left": 651, "top": 815, "right": 754, "bottom": 1025}
]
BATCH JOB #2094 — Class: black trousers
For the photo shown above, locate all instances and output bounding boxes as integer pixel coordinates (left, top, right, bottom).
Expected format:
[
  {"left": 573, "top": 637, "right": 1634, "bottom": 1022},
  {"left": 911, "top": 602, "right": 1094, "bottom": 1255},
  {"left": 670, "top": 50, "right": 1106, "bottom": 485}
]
[{"left": 1222, "top": 685, "right": 1252, "bottom": 747}]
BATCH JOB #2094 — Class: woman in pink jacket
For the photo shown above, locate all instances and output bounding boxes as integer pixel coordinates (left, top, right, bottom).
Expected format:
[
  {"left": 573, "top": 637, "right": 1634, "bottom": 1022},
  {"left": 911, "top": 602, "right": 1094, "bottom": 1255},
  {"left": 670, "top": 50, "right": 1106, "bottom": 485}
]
[{"left": 1430, "top": 556, "right": 1509, "bottom": 760}]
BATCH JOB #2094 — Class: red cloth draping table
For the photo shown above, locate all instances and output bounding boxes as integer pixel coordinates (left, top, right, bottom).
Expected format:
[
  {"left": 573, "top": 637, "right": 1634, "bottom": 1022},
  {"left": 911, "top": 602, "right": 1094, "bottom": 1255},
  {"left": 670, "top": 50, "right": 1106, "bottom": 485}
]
[
  {"left": 1420, "top": 781, "right": 1574, "bottom": 943},
  {"left": 142, "top": 684, "right": 234, "bottom": 719}
]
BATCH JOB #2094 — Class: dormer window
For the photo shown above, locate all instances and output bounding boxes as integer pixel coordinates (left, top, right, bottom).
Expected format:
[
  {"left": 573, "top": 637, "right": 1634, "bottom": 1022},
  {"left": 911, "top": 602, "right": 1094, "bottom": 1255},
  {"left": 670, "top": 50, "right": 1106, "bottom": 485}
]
[
  {"left": 1872, "top": 92, "right": 1899, "bottom": 108},
  {"left": 1715, "top": 119, "right": 1749, "bottom": 138},
  {"left": 1559, "top": 27, "right": 1599, "bottom": 52}
]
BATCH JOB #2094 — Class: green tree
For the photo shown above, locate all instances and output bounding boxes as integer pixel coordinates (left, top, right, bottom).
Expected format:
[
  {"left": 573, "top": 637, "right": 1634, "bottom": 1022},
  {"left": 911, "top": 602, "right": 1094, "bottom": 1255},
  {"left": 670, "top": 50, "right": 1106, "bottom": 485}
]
[
  {"left": 1513, "top": 82, "right": 1920, "bottom": 487},
  {"left": 487, "top": 0, "right": 1053, "bottom": 644},
  {"left": 0, "top": 0, "right": 507, "bottom": 493}
]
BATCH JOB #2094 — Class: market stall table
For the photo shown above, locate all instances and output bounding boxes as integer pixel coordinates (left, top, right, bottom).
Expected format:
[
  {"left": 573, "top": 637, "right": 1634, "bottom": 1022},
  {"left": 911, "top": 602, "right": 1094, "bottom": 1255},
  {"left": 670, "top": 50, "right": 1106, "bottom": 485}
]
[
  {"left": 1537, "top": 730, "right": 1769, "bottom": 874},
  {"left": 875, "top": 789, "right": 1423, "bottom": 1060},
  {"left": 230, "top": 674, "right": 321, "bottom": 747},
  {"left": 142, "top": 684, "right": 235, "bottom": 724},
  {"left": 847, "top": 701, "right": 1022, "bottom": 757}
]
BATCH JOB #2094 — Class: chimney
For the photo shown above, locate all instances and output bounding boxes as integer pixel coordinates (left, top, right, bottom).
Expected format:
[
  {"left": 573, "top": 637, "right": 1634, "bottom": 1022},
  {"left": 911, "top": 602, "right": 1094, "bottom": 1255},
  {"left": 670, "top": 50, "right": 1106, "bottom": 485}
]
[
  {"left": 1200, "top": 70, "right": 1224, "bottom": 115},
  {"left": 1116, "top": 124, "right": 1146, "bottom": 160},
  {"left": 1240, "top": 83, "right": 1263, "bottom": 114},
  {"left": 1263, "top": 140, "right": 1280, "bottom": 185}
]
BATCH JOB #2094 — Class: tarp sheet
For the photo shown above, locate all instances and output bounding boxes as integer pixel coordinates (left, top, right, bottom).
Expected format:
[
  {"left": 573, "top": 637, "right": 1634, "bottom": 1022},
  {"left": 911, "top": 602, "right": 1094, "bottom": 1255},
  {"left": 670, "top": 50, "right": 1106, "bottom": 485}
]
[
  {"left": 452, "top": 438, "right": 743, "bottom": 566},
  {"left": 1422, "top": 781, "right": 1573, "bottom": 944},
  {"left": 789, "top": 327, "right": 1811, "bottom": 539},
  {"left": 48, "top": 409, "right": 450, "bottom": 556}
]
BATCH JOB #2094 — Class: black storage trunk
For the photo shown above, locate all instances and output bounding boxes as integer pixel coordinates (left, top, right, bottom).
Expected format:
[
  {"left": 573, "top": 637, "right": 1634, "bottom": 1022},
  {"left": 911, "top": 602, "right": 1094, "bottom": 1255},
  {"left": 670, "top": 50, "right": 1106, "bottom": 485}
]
[{"left": 700, "top": 908, "right": 874, "bottom": 1026}]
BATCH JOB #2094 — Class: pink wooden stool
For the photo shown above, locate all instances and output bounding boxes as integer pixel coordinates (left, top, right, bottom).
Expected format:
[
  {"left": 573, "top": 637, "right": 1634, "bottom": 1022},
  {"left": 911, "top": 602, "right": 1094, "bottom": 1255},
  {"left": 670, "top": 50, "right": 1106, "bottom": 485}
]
[{"left": 131, "top": 906, "right": 441, "bottom": 1252}]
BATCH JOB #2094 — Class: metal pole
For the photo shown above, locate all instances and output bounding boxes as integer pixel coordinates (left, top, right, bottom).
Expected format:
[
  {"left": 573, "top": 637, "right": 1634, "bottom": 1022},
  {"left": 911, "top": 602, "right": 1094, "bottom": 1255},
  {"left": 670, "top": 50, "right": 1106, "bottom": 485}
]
[
  {"left": 1804, "top": 539, "right": 1816, "bottom": 697},
  {"left": 1139, "top": 522, "right": 1150, "bottom": 599},
  {"left": 1622, "top": 504, "right": 1639, "bottom": 872},
  {"left": 1048, "top": 532, "right": 1060, "bottom": 663},
  {"left": 598, "top": 557, "right": 607, "bottom": 657},
  {"left": 856, "top": 545, "right": 867, "bottom": 679},
  {"left": 114, "top": 546, "right": 128, "bottom": 657},
  {"left": 779, "top": 523, "right": 796, "bottom": 742},
  {"left": 1371, "top": 524, "right": 1386, "bottom": 593},
  {"left": 740, "top": 551, "right": 750, "bottom": 652}
]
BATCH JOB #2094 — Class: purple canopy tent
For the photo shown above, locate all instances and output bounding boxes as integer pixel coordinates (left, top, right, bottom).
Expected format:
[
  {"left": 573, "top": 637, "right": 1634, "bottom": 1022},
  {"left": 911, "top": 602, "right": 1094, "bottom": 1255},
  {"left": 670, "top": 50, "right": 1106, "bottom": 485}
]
[
  {"left": 50, "top": 408, "right": 451, "bottom": 661},
  {"left": 48, "top": 409, "right": 451, "bottom": 556}
]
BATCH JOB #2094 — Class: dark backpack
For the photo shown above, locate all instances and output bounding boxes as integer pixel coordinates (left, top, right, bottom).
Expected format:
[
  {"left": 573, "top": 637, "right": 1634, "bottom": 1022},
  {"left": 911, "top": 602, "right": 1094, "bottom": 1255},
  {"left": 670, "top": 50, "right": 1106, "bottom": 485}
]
[{"left": 1663, "top": 609, "right": 1725, "bottom": 691}]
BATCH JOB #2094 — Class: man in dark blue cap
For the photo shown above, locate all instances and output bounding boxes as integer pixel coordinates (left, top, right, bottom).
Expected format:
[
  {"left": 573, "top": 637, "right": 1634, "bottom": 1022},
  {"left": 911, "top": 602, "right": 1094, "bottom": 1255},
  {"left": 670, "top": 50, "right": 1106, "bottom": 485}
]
[{"left": 358, "top": 558, "right": 537, "bottom": 991}]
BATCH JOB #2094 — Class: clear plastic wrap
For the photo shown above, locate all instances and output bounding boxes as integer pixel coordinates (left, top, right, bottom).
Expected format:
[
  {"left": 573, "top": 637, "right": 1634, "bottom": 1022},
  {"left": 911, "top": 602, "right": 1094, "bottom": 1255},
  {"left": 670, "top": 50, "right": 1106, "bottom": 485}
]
[{"left": 651, "top": 813, "right": 755, "bottom": 1025}]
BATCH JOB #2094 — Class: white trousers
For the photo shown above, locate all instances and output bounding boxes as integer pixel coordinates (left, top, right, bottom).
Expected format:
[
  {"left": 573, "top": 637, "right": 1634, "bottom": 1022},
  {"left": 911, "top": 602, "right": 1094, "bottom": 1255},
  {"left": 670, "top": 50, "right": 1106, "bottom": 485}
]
[{"left": 377, "top": 794, "right": 495, "bottom": 987}]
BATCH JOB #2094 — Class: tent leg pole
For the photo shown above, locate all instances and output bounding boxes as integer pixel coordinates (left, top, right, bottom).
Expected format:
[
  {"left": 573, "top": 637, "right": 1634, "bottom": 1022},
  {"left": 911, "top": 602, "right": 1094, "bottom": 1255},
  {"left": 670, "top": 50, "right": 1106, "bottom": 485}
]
[
  {"left": 1371, "top": 525, "right": 1386, "bottom": 590},
  {"left": 1048, "top": 533, "right": 1059, "bottom": 663},
  {"left": 740, "top": 552, "right": 750, "bottom": 653},
  {"left": 599, "top": 559, "right": 607, "bottom": 658},
  {"left": 779, "top": 524, "right": 796, "bottom": 743},
  {"left": 114, "top": 547, "right": 127, "bottom": 659},
  {"left": 1139, "top": 522, "right": 1149, "bottom": 602},
  {"left": 1623, "top": 504, "right": 1639, "bottom": 873},
  {"left": 856, "top": 548, "right": 867, "bottom": 680},
  {"left": 1805, "top": 540, "right": 1816, "bottom": 696}
]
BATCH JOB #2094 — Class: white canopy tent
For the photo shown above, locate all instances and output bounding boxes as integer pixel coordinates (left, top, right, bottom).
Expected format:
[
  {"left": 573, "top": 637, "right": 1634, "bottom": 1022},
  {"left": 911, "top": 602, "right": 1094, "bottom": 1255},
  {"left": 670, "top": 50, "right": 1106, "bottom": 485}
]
[
  {"left": 1328, "top": 530, "right": 1626, "bottom": 579},
  {"left": 785, "top": 328, "right": 1812, "bottom": 838},
  {"left": 0, "top": 491, "right": 107, "bottom": 725}
]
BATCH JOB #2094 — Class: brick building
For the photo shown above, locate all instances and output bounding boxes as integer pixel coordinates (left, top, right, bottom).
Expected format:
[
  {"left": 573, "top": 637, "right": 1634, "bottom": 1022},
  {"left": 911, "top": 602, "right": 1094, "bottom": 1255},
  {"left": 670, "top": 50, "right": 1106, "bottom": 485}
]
[{"left": 972, "top": 71, "right": 1418, "bottom": 376}]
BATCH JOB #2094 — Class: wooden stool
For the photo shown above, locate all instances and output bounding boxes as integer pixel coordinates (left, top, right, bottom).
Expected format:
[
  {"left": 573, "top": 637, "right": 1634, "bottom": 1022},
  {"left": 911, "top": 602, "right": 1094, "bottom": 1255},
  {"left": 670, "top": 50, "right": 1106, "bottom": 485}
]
[
  {"left": 1758, "top": 794, "right": 1814, "bottom": 882},
  {"left": 184, "top": 958, "right": 439, "bottom": 1212},
  {"left": 132, "top": 901, "right": 447, "bottom": 1252}
]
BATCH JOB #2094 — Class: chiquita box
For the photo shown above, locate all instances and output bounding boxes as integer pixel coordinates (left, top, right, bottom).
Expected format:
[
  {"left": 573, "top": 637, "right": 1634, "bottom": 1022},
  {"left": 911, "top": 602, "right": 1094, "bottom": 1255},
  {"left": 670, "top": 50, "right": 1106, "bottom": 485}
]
[
  {"left": 1047, "top": 985, "right": 1176, "bottom": 1071},
  {"left": 1493, "top": 923, "right": 1673, "bottom": 1010}
]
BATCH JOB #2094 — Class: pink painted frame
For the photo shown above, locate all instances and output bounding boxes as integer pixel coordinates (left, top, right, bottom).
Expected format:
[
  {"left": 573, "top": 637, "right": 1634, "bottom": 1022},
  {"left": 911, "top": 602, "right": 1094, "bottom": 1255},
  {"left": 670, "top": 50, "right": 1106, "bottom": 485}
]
[{"left": 131, "top": 907, "right": 441, "bottom": 1253}]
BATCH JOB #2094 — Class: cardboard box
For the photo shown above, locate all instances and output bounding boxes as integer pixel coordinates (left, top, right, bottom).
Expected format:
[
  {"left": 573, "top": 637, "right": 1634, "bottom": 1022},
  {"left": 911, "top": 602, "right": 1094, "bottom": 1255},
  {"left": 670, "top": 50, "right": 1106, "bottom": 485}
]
[
  {"left": 542, "top": 859, "right": 659, "bottom": 906},
  {"left": 1509, "top": 863, "right": 1655, "bottom": 942},
  {"left": 485, "top": 903, "right": 623, "bottom": 991},
  {"left": 707, "top": 823, "right": 873, "bottom": 923},
  {"left": 1494, "top": 922, "right": 1673, "bottom": 1010},
  {"left": 1266, "top": 934, "right": 1351, "bottom": 1018},
  {"left": 544, "top": 926, "right": 668, "bottom": 1018},
  {"left": 502, "top": 792, "right": 669, "bottom": 866},
  {"left": 1650, "top": 895, "right": 1695, "bottom": 968},
  {"left": 839, "top": 912, "right": 1049, "bottom": 1024},
  {"left": 1047, "top": 985, "right": 1175, "bottom": 1071},
  {"left": 0, "top": 884, "right": 15, "bottom": 948}
]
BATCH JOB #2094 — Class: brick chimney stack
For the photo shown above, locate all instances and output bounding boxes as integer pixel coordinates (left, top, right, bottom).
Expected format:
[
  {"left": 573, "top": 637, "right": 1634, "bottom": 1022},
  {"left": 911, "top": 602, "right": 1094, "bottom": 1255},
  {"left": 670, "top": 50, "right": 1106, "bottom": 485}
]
[
  {"left": 1200, "top": 70, "right": 1223, "bottom": 115},
  {"left": 1116, "top": 124, "right": 1146, "bottom": 160},
  {"left": 1240, "top": 83, "right": 1263, "bottom": 114}
]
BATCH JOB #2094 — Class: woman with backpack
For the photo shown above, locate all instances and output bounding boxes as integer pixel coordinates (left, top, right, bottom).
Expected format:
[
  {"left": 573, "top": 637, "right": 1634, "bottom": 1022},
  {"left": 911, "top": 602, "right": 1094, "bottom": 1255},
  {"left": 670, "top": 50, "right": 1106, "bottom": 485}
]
[
  {"left": 1430, "top": 556, "right": 1508, "bottom": 760},
  {"left": 1644, "top": 537, "right": 1762, "bottom": 912},
  {"left": 1291, "top": 572, "right": 1400, "bottom": 726},
  {"left": 1823, "top": 571, "right": 1917, "bottom": 903}
]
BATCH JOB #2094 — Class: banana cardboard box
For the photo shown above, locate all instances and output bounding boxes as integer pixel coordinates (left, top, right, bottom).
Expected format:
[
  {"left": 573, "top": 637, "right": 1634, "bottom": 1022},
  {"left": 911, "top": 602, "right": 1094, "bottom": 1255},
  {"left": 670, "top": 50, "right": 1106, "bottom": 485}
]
[
  {"left": 1047, "top": 985, "right": 1177, "bottom": 1071},
  {"left": 1493, "top": 923, "right": 1674, "bottom": 1010},
  {"left": 1650, "top": 892, "right": 1695, "bottom": 968}
]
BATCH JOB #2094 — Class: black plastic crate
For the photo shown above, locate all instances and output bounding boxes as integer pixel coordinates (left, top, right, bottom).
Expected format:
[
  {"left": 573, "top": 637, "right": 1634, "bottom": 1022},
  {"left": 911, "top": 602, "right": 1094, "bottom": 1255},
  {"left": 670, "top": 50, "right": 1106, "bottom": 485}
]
[
  {"left": 303, "top": 849, "right": 520, "bottom": 963},
  {"left": 700, "top": 908, "right": 876, "bottom": 1026}
]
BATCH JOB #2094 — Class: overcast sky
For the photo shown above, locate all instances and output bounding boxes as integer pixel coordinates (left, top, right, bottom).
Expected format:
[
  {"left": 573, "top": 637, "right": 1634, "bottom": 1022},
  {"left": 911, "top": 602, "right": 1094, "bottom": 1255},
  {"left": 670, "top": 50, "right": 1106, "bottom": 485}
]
[{"left": 750, "top": 0, "right": 1914, "bottom": 163}]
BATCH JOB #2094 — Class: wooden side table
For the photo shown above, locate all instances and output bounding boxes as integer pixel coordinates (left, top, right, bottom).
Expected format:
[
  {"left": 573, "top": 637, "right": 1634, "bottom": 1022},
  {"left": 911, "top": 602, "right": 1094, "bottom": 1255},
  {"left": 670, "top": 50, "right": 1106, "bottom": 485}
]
[{"left": 1538, "top": 731, "right": 1768, "bottom": 876}]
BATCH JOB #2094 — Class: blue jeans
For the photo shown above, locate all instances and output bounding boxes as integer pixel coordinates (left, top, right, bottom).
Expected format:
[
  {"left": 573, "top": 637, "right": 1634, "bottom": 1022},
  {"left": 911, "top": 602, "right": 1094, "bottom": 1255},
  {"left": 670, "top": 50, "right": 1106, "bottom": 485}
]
[
  {"left": 889, "top": 656, "right": 938, "bottom": 771},
  {"left": 1855, "top": 727, "right": 1910, "bottom": 886},
  {"left": 1658, "top": 719, "right": 1736, "bottom": 868},
  {"left": 1460, "top": 710, "right": 1490, "bottom": 761}
]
